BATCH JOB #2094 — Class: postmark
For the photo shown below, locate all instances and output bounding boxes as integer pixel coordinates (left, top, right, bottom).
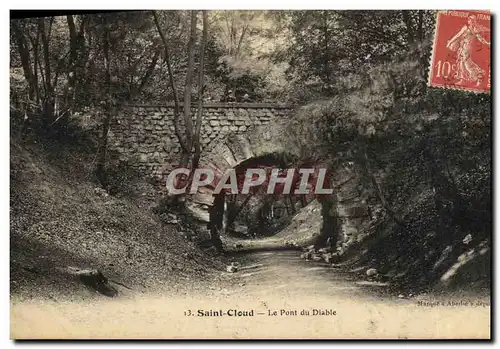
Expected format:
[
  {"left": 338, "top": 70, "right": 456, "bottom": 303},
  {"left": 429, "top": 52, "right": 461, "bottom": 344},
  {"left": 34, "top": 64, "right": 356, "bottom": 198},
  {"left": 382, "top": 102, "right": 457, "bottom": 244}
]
[{"left": 428, "top": 10, "right": 491, "bottom": 93}]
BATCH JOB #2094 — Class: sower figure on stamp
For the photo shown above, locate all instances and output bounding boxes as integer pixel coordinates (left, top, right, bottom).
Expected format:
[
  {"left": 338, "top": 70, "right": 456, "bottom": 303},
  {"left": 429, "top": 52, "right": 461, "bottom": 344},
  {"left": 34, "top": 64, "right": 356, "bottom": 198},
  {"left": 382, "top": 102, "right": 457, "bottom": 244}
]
[{"left": 446, "top": 14, "right": 490, "bottom": 87}]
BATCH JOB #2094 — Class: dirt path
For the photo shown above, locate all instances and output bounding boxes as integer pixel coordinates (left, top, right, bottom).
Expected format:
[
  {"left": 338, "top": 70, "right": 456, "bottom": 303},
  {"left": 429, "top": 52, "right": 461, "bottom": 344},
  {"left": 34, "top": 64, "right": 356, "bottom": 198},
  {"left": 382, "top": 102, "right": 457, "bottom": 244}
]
[{"left": 11, "top": 250, "right": 490, "bottom": 339}]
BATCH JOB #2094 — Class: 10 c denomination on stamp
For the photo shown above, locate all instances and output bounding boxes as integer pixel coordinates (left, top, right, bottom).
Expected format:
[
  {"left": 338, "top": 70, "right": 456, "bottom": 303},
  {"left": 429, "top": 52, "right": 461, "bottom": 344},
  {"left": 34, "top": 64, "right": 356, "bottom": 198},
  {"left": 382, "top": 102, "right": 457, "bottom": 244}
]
[{"left": 428, "top": 10, "right": 491, "bottom": 93}]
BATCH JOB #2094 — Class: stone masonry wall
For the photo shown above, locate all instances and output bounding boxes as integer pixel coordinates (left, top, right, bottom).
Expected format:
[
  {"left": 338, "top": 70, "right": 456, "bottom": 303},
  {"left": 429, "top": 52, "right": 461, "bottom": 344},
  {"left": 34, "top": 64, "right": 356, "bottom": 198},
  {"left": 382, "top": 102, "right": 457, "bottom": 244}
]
[{"left": 108, "top": 103, "right": 293, "bottom": 181}]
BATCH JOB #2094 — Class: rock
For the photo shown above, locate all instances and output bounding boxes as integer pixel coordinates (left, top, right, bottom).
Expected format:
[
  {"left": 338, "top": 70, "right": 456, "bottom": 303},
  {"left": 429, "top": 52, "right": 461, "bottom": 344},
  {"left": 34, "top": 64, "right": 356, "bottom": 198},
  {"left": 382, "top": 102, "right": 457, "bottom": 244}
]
[
  {"left": 318, "top": 247, "right": 331, "bottom": 254},
  {"left": 186, "top": 204, "right": 210, "bottom": 222},
  {"left": 331, "top": 253, "right": 341, "bottom": 264},
  {"left": 322, "top": 253, "right": 333, "bottom": 263},
  {"left": 165, "top": 213, "right": 179, "bottom": 224},
  {"left": 226, "top": 262, "right": 238, "bottom": 273},
  {"left": 433, "top": 245, "right": 453, "bottom": 270},
  {"left": 94, "top": 187, "right": 109, "bottom": 198},
  {"left": 398, "top": 294, "right": 405, "bottom": 299},
  {"left": 463, "top": 234, "right": 473, "bottom": 245},
  {"left": 311, "top": 254, "right": 323, "bottom": 262},
  {"left": 62, "top": 267, "right": 118, "bottom": 297},
  {"left": 366, "top": 268, "right": 378, "bottom": 277},
  {"left": 203, "top": 246, "right": 217, "bottom": 255},
  {"left": 300, "top": 252, "right": 312, "bottom": 260},
  {"left": 233, "top": 224, "right": 248, "bottom": 235}
]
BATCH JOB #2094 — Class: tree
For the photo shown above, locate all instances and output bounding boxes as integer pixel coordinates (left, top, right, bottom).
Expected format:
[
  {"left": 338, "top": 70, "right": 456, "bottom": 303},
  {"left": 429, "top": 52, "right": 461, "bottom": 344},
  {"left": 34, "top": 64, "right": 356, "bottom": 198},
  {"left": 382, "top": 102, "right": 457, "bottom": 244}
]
[
  {"left": 95, "top": 18, "right": 112, "bottom": 188},
  {"left": 153, "top": 10, "right": 208, "bottom": 172},
  {"left": 209, "top": 11, "right": 289, "bottom": 102},
  {"left": 282, "top": 10, "right": 436, "bottom": 102},
  {"left": 191, "top": 11, "right": 208, "bottom": 171}
]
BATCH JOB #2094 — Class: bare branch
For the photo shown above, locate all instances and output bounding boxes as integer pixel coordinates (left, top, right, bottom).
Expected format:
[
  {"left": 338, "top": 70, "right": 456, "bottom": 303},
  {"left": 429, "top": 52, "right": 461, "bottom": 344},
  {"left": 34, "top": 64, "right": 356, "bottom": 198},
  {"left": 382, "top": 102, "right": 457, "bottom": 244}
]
[
  {"left": 183, "top": 11, "right": 198, "bottom": 149},
  {"left": 152, "top": 10, "right": 189, "bottom": 154},
  {"left": 192, "top": 10, "right": 208, "bottom": 170}
]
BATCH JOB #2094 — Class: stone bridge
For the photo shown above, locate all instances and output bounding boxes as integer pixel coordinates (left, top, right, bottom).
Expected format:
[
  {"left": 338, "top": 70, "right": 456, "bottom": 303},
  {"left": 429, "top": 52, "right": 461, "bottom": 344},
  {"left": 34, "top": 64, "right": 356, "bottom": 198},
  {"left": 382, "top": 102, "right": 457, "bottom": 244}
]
[
  {"left": 109, "top": 102, "right": 370, "bottom": 251},
  {"left": 109, "top": 102, "right": 294, "bottom": 181}
]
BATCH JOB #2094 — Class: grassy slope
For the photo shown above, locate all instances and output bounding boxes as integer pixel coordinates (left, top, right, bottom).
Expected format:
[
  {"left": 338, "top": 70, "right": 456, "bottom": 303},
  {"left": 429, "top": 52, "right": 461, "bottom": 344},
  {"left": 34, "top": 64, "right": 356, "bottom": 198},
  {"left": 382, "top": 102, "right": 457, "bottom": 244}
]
[{"left": 10, "top": 137, "right": 228, "bottom": 301}]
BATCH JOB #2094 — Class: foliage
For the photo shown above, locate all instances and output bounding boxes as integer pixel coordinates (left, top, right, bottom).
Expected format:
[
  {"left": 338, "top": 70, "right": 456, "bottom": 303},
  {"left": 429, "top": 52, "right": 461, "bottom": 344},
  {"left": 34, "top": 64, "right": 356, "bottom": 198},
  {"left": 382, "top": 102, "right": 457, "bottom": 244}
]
[
  {"left": 285, "top": 41, "right": 490, "bottom": 289},
  {"left": 10, "top": 11, "right": 491, "bottom": 287},
  {"left": 281, "top": 10, "right": 435, "bottom": 103}
]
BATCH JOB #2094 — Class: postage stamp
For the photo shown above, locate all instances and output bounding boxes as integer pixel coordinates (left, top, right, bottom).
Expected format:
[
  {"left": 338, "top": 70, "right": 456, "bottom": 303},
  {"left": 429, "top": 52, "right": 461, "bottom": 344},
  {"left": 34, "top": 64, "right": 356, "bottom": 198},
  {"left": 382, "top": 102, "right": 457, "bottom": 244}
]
[
  {"left": 10, "top": 10, "right": 492, "bottom": 340},
  {"left": 428, "top": 10, "right": 491, "bottom": 93}
]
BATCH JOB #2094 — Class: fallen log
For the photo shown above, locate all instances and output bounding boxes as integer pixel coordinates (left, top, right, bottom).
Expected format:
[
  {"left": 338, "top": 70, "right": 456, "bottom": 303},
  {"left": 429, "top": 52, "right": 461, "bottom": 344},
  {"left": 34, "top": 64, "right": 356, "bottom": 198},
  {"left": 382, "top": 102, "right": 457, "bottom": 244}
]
[{"left": 58, "top": 267, "right": 118, "bottom": 297}]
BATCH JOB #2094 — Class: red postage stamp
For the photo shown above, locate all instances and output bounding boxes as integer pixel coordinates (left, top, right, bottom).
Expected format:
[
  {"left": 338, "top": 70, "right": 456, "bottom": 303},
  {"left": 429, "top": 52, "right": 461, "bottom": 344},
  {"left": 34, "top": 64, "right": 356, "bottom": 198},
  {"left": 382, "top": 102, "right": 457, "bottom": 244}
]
[{"left": 428, "top": 10, "right": 491, "bottom": 93}]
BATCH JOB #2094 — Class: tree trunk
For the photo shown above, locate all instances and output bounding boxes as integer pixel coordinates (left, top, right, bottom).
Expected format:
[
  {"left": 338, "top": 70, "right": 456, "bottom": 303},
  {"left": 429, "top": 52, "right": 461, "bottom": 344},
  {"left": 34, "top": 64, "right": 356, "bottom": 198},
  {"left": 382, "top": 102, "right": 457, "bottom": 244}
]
[
  {"left": 28, "top": 28, "right": 41, "bottom": 104},
  {"left": 235, "top": 21, "right": 249, "bottom": 58},
  {"left": 152, "top": 11, "right": 190, "bottom": 159},
  {"left": 180, "top": 11, "right": 198, "bottom": 167},
  {"left": 209, "top": 194, "right": 226, "bottom": 253},
  {"left": 227, "top": 192, "right": 254, "bottom": 228},
  {"left": 417, "top": 10, "right": 424, "bottom": 42},
  {"left": 422, "top": 145, "right": 463, "bottom": 241},
  {"left": 315, "top": 194, "right": 340, "bottom": 250},
  {"left": 12, "top": 21, "right": 36, "bottom": 103},
  {"left": 38, "top": 17, "right": 56, "bottom": 127},
  {"left": 135, "top": 49, "right": 160, "bottom": 98},
  {"left": 96, "top": 22, "right": 112, "bottom": 188},
  {"left": 402, "top": 10, "right": 414, "bottom": 46},
  {"left": 66, "top": 15, "right": 78, "bottom": 114},
  {"left": 191, "top": 11, "right": 208, "bottom": 171},
  {"left": 322, "top": 10, "right": 330, "bottom": 86},
  {"left": 362, "top": 147, "right": 404, "bottom": 226}
]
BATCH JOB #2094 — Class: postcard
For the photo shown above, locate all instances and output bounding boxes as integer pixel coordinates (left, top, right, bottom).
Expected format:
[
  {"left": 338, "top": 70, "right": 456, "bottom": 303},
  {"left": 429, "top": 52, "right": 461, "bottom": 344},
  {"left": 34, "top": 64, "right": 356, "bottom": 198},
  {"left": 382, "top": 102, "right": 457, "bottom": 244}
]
[{"left": 10, "top": 9, "right": 491, "bottom": 339}]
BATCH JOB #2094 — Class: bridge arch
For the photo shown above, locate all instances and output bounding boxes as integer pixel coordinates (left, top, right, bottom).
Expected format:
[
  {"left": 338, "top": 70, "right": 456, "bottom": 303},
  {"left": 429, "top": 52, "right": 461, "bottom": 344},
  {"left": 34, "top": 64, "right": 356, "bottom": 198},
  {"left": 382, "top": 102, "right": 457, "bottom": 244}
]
[
  {"left": 192, "top": 119, "right": 341, "bottom": 253},
  {"left": 109, "top": 102, "right": 352, "bottom": 254}
]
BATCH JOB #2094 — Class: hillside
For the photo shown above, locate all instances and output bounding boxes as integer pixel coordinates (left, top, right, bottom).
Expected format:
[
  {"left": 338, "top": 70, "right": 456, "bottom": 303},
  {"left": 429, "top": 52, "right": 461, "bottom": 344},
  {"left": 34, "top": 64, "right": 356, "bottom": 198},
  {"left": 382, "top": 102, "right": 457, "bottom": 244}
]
[{"left": 10, "top": 136, "right": 230, "bottom": 301}]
